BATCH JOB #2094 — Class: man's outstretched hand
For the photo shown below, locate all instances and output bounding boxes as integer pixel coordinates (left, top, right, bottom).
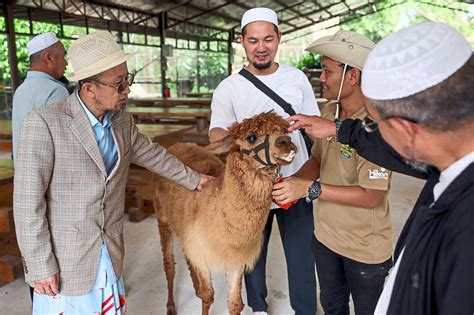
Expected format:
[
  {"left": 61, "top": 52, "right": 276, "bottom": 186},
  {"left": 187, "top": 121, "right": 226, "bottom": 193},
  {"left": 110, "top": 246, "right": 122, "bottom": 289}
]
[{"left": 288, "top": 114, "right": 336, "bottom": 139}]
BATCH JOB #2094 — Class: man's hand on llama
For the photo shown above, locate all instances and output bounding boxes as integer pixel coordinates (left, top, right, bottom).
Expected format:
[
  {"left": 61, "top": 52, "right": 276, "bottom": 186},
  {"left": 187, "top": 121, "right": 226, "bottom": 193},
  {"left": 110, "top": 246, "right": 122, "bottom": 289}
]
[
  {"left": 287, "top": 114, "right": 336, "bottom": 139},
  {"left": 272, "top": 176, "right": 312, "bottom": 205},
  {"left": 196, "top": 174, "right": 214, "bottom": 191}
]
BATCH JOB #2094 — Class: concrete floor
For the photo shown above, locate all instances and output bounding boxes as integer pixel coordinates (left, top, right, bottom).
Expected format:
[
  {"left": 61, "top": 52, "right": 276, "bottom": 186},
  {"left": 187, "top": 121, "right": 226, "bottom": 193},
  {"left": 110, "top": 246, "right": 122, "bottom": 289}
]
[{"left": 0, "top": 172, "right": 425, "bottom": 314}]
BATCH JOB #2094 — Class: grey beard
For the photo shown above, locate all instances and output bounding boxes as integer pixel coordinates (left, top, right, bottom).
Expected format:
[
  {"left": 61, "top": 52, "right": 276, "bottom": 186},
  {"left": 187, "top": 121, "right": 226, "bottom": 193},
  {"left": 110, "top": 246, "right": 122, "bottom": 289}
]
[
  {"left": 403, "top": 158, "right": 430, "bottom": 173},
  {"left": 253, "top": 61, "right": 272, "bottom": 70}
]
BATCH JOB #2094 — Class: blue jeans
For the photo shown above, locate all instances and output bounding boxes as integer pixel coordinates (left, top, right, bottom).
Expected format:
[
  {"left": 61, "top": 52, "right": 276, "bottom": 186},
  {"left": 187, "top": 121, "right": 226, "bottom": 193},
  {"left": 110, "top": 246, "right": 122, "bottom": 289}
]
[
  {"left": 244, "top": 199, "right": 317, "bottom": 315},
  {"left": 312, "top": 237, "right": 392, "bottom": 315}
]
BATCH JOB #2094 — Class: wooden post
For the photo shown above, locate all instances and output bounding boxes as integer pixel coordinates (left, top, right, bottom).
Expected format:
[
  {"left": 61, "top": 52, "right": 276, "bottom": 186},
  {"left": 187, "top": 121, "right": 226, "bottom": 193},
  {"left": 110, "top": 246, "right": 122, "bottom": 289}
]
[
  {"left": 3, "top": 0, "right": 20, "bottom": 92},
  {"left": 0, "top": 255, "right": 22, "bottom": 285},
  {"left": 159, "top": 12, "right": 167, "bottom": 98},
  {"left": 196, "top": 38, "right": 200, "bottom": 92},
  {"left": 227, "top": 29, "right": 234, "bottom": 75},
  {"left": 0, "top": 190, "right": 20, "bottom": 287}
]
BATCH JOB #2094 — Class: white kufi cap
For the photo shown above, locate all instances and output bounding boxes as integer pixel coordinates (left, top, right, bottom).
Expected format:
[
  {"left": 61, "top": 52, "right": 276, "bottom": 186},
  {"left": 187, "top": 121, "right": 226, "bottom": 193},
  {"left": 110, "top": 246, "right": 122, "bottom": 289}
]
[
  {"left": 362, "top": 21, "right": 472, "bottom": 100},
  {"left": 241, "top": 7, "right": 278, "bottom": 30},
  {"left": 27, "top": 32, "right": 59, "bottom": 56}
]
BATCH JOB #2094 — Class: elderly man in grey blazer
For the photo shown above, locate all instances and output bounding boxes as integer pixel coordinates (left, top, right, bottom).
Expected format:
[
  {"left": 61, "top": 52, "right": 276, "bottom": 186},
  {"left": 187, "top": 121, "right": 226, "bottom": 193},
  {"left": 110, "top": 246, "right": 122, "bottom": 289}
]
[{"left": 13, "top": 31, "right": 211, "bottom": 313}]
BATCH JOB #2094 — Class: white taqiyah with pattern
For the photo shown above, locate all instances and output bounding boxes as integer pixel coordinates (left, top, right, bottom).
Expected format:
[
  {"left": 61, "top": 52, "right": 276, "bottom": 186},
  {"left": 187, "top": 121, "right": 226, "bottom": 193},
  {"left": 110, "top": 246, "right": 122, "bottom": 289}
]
[{"left": 362, "top": 21, "right": 472, "bottom": 100}]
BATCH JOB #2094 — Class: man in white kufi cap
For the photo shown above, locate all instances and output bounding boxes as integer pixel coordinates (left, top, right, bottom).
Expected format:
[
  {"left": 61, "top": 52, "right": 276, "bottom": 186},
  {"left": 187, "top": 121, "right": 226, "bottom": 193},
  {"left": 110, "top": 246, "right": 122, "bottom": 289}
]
[
  {"left": 288, "top": 21, "right": 474, "bottom": 314},
  {"left": 276, "top": 30, "right": 393, "bottom": 315},
  {"left": 12, "top": 32, "right": 69, "bottom": 159},
  {"left": 14, "top": 30, "right": 211, "bottom": 313},
  {"left": 209, "top": 6, "right": 319, "bottom": 315}
]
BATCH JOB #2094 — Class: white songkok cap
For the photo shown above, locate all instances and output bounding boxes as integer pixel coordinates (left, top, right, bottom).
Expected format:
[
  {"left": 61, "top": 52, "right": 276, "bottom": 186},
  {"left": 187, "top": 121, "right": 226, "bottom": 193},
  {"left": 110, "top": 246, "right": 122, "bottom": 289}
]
[
  {"left": 27, "top": 32, "right": 60, "bottom": 56},
  {"left": 241, "top": 7, "right": 278, "bottom": 30},
  {"left": 362, "top": 21, "right": 472, "bottom": 100}
]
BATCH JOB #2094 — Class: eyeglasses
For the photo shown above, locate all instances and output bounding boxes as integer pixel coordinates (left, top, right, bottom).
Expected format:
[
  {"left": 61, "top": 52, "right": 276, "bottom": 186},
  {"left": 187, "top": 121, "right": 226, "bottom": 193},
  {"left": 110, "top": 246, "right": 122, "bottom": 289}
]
[
  {"left": 82, "top": 72, "right": 135, "bottom": 94},
  {"left": 361, "top": 116, "right": 418, "bottom": 133}
]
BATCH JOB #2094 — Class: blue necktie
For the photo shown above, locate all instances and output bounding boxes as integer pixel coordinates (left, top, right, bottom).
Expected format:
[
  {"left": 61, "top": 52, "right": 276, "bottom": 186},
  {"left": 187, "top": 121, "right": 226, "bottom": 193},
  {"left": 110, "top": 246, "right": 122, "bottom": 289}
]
[{"left": 95, "top": 118, "right": 117, "bottom": 175}]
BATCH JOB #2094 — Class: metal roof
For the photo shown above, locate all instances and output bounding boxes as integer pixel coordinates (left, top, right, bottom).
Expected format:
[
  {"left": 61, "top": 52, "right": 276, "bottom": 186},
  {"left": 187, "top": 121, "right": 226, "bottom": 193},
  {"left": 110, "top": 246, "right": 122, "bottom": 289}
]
[{"left": 4, "top": 0, "right": 473, "bottom": 47}]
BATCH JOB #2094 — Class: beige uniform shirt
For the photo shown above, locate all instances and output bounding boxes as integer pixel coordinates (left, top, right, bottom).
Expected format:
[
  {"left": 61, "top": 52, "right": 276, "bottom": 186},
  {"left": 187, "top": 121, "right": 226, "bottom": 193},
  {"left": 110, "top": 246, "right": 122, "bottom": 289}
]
[{"left": 313, "top": 103, "right": 392, "bottom": 264}]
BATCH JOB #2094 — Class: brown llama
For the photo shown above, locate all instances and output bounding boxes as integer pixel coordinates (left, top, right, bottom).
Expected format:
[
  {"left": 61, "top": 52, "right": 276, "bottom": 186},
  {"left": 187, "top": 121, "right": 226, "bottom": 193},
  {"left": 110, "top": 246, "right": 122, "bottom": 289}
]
[{"left": 153, "top": 112, "right": 298, "bottom": 315}]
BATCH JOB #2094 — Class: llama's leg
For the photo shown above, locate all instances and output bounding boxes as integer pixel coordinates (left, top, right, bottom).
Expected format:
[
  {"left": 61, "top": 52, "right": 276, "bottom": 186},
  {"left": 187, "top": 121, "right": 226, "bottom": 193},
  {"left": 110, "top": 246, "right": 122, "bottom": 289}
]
[
  {"left": 158, "top": 219, "right": 176, "bottom": 315},
  {"left": 225, "top": 268, "right": 245, "bottom": 315},
  {"left": 186, "top": 259, "right": 214, "bottom": 315}
]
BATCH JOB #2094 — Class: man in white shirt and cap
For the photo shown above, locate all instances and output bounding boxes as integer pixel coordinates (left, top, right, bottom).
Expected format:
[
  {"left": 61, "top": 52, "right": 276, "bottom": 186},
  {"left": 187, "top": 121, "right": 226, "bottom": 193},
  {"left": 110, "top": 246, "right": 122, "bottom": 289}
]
[
  {"left": 210, "top": 7, "right": 318, "bottom": 315},
  {"left": 288, "top": 21, "right": 474, "bottom": 314},
  {"left": 12, "top": 32, "right": 69, "bottom": 159}
]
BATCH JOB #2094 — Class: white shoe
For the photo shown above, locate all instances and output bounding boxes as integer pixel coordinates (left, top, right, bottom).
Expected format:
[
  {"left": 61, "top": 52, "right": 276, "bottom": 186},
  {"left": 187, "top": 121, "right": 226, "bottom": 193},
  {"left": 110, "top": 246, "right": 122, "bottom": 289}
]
[{"left": 254, "top": 312, "right": 268, "bottom": 315}]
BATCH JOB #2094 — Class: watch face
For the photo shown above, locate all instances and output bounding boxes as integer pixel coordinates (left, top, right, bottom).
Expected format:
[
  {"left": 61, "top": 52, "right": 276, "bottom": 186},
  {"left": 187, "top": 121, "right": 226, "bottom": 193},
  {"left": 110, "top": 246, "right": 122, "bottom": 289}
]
[{"left": 307, "top": 181, "right": 321, "bottom": 201}]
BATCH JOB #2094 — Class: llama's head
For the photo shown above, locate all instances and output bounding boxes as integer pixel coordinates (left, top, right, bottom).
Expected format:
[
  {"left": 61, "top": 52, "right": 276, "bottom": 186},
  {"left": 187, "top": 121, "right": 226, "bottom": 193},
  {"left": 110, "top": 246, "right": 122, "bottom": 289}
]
[{"left": 207, "top": 111, "right": 297, "bottom": 169}]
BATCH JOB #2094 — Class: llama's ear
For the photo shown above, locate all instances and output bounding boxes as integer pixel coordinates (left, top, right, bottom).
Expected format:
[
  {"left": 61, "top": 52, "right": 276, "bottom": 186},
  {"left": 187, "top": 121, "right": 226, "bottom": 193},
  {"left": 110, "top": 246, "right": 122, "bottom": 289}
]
[{"left": 205, "top": 135, "right": 238, "bottom": 155}]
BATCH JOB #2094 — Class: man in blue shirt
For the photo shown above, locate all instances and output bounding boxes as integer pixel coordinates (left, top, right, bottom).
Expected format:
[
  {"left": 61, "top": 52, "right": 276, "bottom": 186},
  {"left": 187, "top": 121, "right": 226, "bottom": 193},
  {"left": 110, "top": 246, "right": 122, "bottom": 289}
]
[{"left": 12, "top": 32, "right": 69, "bottom": 159}]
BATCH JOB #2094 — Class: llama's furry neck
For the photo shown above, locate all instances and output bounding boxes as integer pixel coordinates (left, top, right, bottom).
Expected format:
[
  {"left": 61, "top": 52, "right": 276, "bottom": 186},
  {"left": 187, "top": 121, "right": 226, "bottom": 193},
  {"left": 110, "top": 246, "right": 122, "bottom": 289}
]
[{"left": 216, "top": 152, "right": 275, "bottom": 244}]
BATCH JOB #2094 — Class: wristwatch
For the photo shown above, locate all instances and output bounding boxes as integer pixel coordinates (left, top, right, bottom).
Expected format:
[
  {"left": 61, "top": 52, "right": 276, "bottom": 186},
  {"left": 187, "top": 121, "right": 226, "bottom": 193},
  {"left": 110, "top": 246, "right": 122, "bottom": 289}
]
[{"left": 306, "top": 181, "right": 322, "bottom": 202}]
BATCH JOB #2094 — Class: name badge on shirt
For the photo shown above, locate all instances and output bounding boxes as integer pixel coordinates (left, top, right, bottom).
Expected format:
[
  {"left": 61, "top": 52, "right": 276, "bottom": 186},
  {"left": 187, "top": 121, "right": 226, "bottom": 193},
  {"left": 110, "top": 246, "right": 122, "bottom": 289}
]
[{"left": 339, "top": 144, "right": 353, "bottom": 160}]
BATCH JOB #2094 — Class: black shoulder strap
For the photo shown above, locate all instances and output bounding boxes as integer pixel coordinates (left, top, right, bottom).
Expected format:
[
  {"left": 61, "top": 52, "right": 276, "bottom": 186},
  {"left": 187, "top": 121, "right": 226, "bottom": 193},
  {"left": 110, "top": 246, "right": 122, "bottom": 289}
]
[{"left": 239, "top": 68, "right": 296, "bottom": 116}]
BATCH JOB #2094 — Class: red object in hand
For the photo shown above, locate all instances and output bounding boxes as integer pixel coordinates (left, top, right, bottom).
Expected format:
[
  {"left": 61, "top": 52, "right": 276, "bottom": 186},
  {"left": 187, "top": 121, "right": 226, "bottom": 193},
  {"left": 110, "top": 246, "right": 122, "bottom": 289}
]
[{"left": 273, "top": 176, "right": 297, "bottom": 210}]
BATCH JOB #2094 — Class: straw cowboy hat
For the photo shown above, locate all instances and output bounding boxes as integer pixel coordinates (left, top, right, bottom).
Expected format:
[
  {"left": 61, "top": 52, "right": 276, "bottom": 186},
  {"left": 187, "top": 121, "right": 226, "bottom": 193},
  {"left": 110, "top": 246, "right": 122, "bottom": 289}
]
[
  {"left": 306, "top": 30, "right": 375, "bottom": 70},
  {"left": 68, "top": 31, "right": 134, "bottom": 81}
]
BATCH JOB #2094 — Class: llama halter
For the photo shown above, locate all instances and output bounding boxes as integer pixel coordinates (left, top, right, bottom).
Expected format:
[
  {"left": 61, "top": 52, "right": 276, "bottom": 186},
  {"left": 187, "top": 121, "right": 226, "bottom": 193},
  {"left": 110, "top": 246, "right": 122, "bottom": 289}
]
[{"left": 241, "top": 134, "right": 280, "bottom": 170}]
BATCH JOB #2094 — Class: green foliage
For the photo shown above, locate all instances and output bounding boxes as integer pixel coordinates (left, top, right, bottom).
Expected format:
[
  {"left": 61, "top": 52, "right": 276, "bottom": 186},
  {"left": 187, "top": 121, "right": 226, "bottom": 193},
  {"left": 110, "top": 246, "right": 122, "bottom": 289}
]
[
  {"left": 199, "top": 51, "right": 227, "bottom": 77},
  {"left": 0, "top": 19, "right": 29, "bottom": 82},
  {"left": 195, "top": 51, "right": 227, "bottom": 92},
  {"left": 0, "top": 15, "right": 229, "bottom": 96},
  {"left": 32, "top": 21, "right": 61, "bottom": 36},
  {"left": 5, "top": 0, "right": 468, "bottom": 91},
  {"left": 63, "top": 24, "right": 87, "bottom": 38},
  {"left": 295, "top": 52, "right": 322, "bottom": 70},
  {"left": 0, "top": 19, "right": 63, "bottom": 83},
  {"left": 340, "top": 0, "right": 473, "bottom": 43},
  {"left": 166, "top": 50, "right": 227, "bottom": 94},
  {"left": 290, "top": 0, "right": 473, "bottom": 71}
]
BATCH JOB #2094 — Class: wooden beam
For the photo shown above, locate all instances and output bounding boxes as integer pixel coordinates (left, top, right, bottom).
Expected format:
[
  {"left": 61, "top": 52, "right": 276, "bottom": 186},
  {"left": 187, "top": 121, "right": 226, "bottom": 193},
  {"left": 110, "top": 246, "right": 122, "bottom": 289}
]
[
  {"left": 2, "top": 0, "right": 20, "bottom": 92},
  {"left": 167, "top": 0, "right": 236, "bottom": 28},
  {"left": 227, "top": 29, "right": 234, "bottom": 75},
  {"left": 159, "top": 12, "right": 167, "bottom": 98},
  {"left": 280, "top": 1, "right": 345, "bottom": 25},
  {"left": 283, "top": 1, "right": 397, "bottom": 36},
  {"left": 274, "top": 0, "right": 316, "bottom": 25},
  {"left": 182, "top": 2, "right": 240, "bottom": 24}
]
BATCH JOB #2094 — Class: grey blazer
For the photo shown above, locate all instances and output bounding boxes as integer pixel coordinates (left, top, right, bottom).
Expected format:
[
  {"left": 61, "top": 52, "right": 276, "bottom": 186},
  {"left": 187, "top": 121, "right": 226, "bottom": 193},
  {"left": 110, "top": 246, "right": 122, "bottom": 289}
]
[{"left": 13, "top": 94, "right": 200, "bottom": 295}]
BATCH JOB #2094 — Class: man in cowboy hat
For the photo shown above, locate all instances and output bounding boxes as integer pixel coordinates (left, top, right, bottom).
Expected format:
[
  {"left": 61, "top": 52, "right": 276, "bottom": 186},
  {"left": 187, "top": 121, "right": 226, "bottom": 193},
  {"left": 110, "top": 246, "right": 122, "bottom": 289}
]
[
  {"left": 210, "top": 7, "right": 318, "bottom": 315},
  {"left": 288, "top": 21, "right": 474, "bottom": 314},
  {"left": 273, "top": 30, "right": 393, "bottom": 314},
  {"left": 12, "top": 32, "right": 69, "bottom": 159},
  {"left": 13, "top": 30, "right": 211, "bottom": 313}
]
